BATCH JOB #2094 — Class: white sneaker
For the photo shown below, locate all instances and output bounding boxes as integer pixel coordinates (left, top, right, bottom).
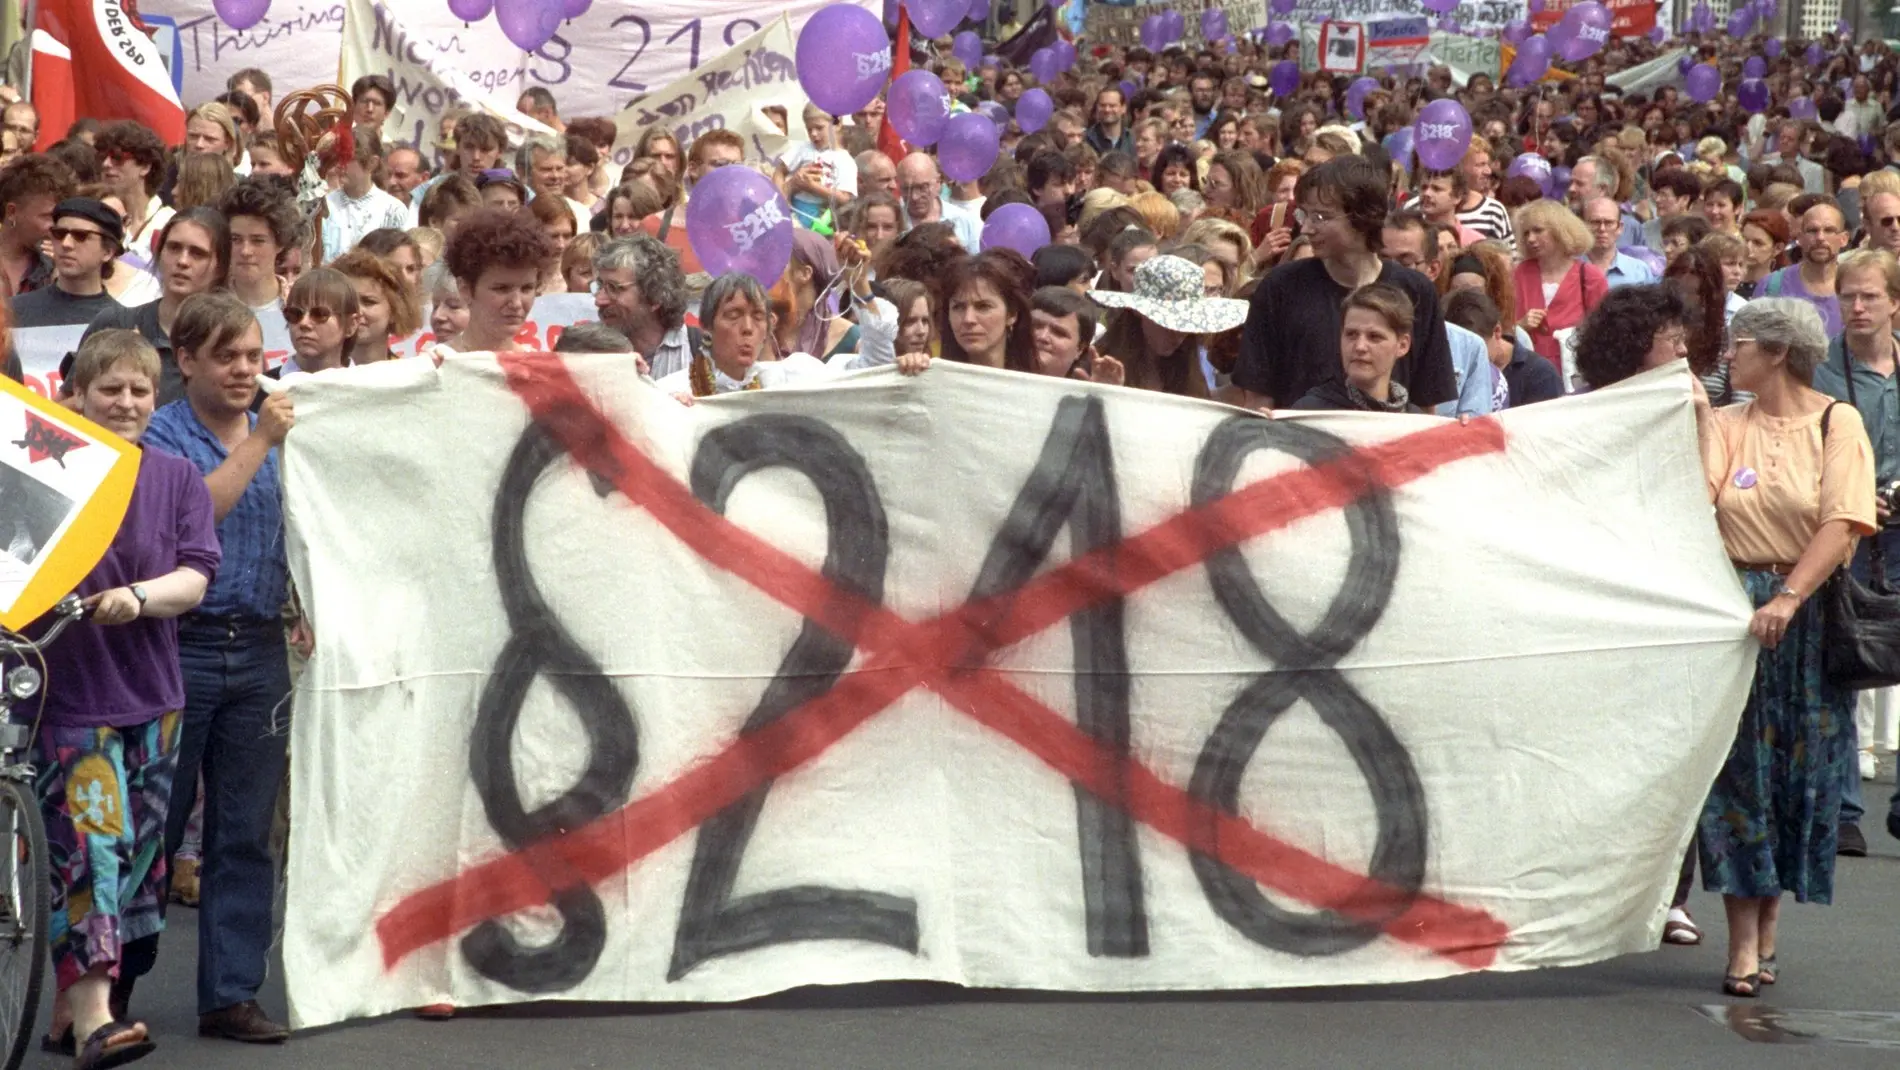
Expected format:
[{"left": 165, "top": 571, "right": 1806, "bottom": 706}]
[{"left": 1862, "top": 750, "right": 1879, "bottom": 781}]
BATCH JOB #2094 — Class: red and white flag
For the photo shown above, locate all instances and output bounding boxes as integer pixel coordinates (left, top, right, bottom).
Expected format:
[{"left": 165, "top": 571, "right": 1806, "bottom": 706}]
[{"left": 31, "top": 0, "right": 185, "bottom": 151}]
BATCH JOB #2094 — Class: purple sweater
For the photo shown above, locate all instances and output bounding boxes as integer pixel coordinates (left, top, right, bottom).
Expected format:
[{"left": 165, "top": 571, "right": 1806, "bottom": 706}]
[{"left": 35, "top": 446, "right": 219, "bottom": 728}]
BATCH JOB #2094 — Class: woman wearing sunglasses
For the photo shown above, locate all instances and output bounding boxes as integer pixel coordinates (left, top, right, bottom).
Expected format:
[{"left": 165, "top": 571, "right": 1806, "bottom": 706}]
[{"left": 279, "top": 267, "right": 362, "bottom": 374}]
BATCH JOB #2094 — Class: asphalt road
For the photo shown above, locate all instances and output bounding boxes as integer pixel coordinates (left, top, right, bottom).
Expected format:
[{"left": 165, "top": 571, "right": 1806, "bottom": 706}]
[{"left": 20, "top": 768, "right": 1900, "bottom": 1070}]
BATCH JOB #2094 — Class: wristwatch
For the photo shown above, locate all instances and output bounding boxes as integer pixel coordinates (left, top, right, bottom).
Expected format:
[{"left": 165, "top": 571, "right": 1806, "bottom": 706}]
[
  {"left": 1773, "top": 581, "right": 1802, "bottom": 602},
  {"left": 129, "top": 585, "right": 148, "bottom": 614}
]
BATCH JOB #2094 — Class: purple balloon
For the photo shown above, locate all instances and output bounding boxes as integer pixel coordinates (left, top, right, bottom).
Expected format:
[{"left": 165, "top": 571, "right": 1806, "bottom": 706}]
[
  {"left": 1414, "top": 99, "right": 1473, "bottom": 172},
  {"left": 495, "top": 0, "right": 561, "bottom": 52},
  {"left": 1678, "top": 54, "right": 1697, "bottom": 75},
  {"left": 938, "top": 112, "right": 1000, "bottom": 182},
  {"left": 1507, "top": 35, "right": 1551, "bottom": 86},
  {"left": 214, "top": 0, "right": 272, "bottom": 30},
  {"left": 686, "top": 166, "right": 795, "bottom": 284},
  {"left": 1544, "top": 17, "right": 1577, "bottom": 58},
  {"left": 1789, "top": 95, "right": 1818, "bottom": 120},
  {"left": 1737, "top": 78, "right": 1769, "bottom": 113},
  {"left": 1161, "top": 9, "right": 1185, "bottom": 42},
  {"left": 1684, "top": 63, "right": 1721, "bottom": 103},
  {"left": 1647, "top": 24, "right": 1666, "bottom": 45},
  {"left": 1388, "top": 127, "right": 1416, "bottom": 171},
  {"left": 560, "top": 0, "right": 592, "bottom": 16},
  {"left": 952, "top": 31, "right": 984, "bottom": 70},
  {"left": 1266, "top": 22, "right": 1295, "bottom": 48},
  {"left": 967, "top": 0, "right": 989, "bottom": 19},
  {"left": 1727, "top": 8, "right": 1754, "bottom": 36},
  {"left": 1345, "top": 76, "right": 1379, "bottom": 120},
  {"left": 796, "top": 5, "right": 890, "bottom": 116},
  {"left": 981, "top": 202, "right": 1053, "bottom": 258},
  {"left": 446, "top": 0, "right": 491, "bottom": 22},
  {"left": 1559, "top": 2, "right": 1612, "bottom": 62},
  {"left": 1547, "top": 164, "right": 1571, "bottom": 201},
  {"left": 1053, "top": 40, "right": 1077, "bottom": 71},
  {"left": 1806, "top": 43, "right": 1825, "bottom": 66},
  {"left": 1501, "top": 18, "right": 1531, "bottom": 45},
  {"left": 908, "top": 0, "right": 965, "bottom": 38},
  {"left": 1269, "top": 59, "right": 1300, "bottom": 97},
  {"left": 1743, "top": 56, "right": 1766, "bottom": 78},
  {"left": 887, "top": 69, "right": 951, "bottom": 147},
  {"left": 1016, "top": 87, "right": 1054, "bottom": 133},
  {"left": 1201, "top": 9, "right": 1228, "bottom": 40},
  {"left": 1622, "top": 246, "right": 1665, "bottom": 275},
  {"left": 1527, "top": 0, "right": 1544, "bottom": 12},
  {"left": 976, "top": 100, "right": 1010, "bottom": 127},
  {"left": 1270, "top": 0, "right": 1295, "bottom": 13},
  {"left": 1838, "top": 18, "right": 1853, "bottom": 37},
  {"left": 1763, "top": 39, "right": 1782, "bottom": 58},
  {"left": 1506, "top": 152, "right": 1551, "bottom": 190},
  {"left": 1140, "top": 14, "right": 1167, "bottom": 52},
  {"left": 1029, "top": 48, "right": 1059, "bottom": 84},
  {"left": 1118, "top": 79, "right": 1138, "bottom": 101},
  {"left": 1423, "top": 0, "right": 1458, "bottom": 13}
]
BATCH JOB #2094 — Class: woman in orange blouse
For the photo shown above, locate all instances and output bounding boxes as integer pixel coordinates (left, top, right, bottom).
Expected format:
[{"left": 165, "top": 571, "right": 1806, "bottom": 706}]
[{"left": 1695, "top": 298, "right": 1877, "bottom": 999}]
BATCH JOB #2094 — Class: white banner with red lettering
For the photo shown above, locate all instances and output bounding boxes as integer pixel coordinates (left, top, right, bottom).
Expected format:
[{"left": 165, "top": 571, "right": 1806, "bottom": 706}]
[{"left": 280, "top": 357, "right": 1753, "bottom": 1028}]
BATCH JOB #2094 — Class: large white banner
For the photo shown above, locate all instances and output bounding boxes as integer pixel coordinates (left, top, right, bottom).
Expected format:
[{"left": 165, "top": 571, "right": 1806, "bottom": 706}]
[
  {"left": 148, "top": 0, "right": 870, "bottom": 125},
  {"left": 1282, "top": 0, "right": 1529, "bottom": 34},
  {"left": 280, "top": 358, "right": 1753, "bottom": 1029}
]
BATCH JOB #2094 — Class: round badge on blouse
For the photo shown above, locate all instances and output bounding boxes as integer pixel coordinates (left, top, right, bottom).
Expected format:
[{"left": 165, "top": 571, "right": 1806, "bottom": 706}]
[{"left": 1734, "top": 467, "right": 1758, "bottom": 490}]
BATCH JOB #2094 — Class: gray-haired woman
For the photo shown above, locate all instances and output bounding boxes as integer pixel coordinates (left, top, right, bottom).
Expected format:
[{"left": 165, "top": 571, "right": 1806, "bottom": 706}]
[
  {"left": 651, "top": 273, "right": 831, "bottom": 397},
  {"left": 1695, "top": 297, "right": 1878, "bottom": 998}
]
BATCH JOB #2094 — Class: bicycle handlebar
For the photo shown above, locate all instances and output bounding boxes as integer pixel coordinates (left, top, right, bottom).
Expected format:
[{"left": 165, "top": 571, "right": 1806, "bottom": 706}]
[{"left": 0, "top": 594, "right": 85, "bottom": 657}]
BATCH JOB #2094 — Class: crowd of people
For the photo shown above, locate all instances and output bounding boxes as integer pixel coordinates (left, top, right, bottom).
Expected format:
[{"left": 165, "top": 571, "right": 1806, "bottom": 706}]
[{"left": 5, "top": 6, "right": 1900, "bottom": 1064}]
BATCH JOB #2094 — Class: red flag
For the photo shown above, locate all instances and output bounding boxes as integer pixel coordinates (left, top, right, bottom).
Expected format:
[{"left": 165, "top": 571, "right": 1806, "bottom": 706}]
[
  {"left": 877, "top": 6, "right": 911, "bottom": 162},
  {"left": 32, "top": 0, "right": 185, "bottom": 151}
]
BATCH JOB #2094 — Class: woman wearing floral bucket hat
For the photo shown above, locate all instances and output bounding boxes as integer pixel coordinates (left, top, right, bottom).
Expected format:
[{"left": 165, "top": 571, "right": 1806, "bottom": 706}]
[{"left": 1092, "top": 254, "right": 1250, "bottom": 398}]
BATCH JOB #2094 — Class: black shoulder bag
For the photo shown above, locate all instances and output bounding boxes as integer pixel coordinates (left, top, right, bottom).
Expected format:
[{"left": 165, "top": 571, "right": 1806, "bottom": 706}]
[{"left": 1819, "top": 398, "right": 1900, "bottom": 688}]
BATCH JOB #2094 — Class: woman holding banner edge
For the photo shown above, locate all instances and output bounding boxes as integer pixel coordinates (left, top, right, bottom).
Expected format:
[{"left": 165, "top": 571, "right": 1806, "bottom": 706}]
[{"left": 1695, "top": 298, "right": 1877, "bottom": 998}]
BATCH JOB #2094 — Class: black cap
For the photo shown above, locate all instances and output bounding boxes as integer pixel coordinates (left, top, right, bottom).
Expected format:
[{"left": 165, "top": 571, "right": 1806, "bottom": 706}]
[{"left": 52, "top": 198, "right": 124, "bottom": 250}]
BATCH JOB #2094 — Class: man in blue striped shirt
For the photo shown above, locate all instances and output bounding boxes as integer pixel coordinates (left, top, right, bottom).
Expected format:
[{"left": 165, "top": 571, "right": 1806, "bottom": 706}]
[{"left": 140, "top": 292, "right": 296, "bottom": 1045}]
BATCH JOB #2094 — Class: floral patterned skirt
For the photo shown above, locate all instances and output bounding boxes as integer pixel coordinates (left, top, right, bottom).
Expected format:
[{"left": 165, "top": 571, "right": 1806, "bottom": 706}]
[
  {"left": 34, "top": 712, "right": 181, "bottom": 991},
  {"left": 1697, "top": 570, "right": 1852, "bottom": 903}
]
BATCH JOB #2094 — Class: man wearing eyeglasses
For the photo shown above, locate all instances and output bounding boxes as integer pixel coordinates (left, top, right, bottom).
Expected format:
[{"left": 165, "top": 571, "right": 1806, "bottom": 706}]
[
  {"left": 1759, "top": 199, "right": 1849, "bottom": 337},
  {"left": 896, "top": 152, "right": 981, "bottom": 252},
  {"left": 1581, "top": 197, "right": 1655, "bottom": 288},
  {"left": 591, "top": 235, "right": 685, "bottom": 379},
  {"left": 1811, "top": 249, "right": 1900, "bottom": 853},
  {"left": 1234, "top": 155, "right": 1456, "bottom": 412},
  {"left": 1860, "top": 191, "right": 1900, "bottom": 258},
  {"left": 9, "top": 200, "right": 123, "bottom": 378}
]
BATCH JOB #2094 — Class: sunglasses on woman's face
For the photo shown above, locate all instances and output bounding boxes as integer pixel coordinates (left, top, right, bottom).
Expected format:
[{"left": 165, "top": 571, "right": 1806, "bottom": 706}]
[{"left": 283, "top": 306, "right": 337, "bottom": 325}]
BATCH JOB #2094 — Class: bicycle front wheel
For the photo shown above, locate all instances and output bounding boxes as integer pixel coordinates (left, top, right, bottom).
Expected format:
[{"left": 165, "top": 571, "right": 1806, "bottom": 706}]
[{"left": 0, "top": 776, "right": 47, "bottom": 1070}]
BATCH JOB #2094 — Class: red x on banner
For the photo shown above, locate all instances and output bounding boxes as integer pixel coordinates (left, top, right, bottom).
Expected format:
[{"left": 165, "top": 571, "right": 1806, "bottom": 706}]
[{"left": 375, "top": 354, "right": 1514, "bottom": 973}]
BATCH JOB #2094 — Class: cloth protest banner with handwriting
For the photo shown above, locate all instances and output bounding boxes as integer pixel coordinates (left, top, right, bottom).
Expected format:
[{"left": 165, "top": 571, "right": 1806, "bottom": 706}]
[
  {"left": 150, "top": 0, "right": 870, "bottom": 158},
  {"left": 279, "top": 357, "right": 1752, "bottom": 1028},
  {"left": 609, "top": 16, "right": 808, "bottom": 165}
]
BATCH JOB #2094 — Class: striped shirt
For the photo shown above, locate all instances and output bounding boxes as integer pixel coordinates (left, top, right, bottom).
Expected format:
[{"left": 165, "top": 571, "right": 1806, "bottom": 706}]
[
  {"left": 1457, "top": 194, "right": 1514, "bottom": 244},
  {"left": 646, "top": 324, "right": 694, "bottom": 382},
  {"left": 142, "top": 400, "right": 288, "bottom": 622}
]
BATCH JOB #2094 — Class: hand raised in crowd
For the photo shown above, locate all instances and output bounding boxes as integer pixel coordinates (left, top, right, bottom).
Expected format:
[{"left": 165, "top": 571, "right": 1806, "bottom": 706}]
[
  {"left": 258, "top": 392, "right": 296, "bottom": 446},
  {"left": 1253, "top": 227, "right": 1292, "bottom": 266},
  {"left": 83, "top": 587, "right": 142, "bottom": 626},
  {"left": 896, "top": 352, "right": 932, "bottom": 376},
  {"left": 1072, "top": 352, "right": 1125, "bottom": 386}
]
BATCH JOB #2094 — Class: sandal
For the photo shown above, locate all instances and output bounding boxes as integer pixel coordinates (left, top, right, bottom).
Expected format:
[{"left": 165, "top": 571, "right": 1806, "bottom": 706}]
[
  {"left": 42, "top": 1025, "right": 73, "bottom": 1056},
  {"left": 1662, "top": 909, "right": 1701, "bottom": 946},
  {"left": 1758, "top": 955, "right": 1777, "bottom": 985},
  {"left": 48, "top": 972, "right": 138, "bottom": 1055},
  {"left": 1722, "top": 973, "right": 1761, "bottom": 998},
  {"left": 73, "top": 1019, "right": 154, "bottom": 1069}
]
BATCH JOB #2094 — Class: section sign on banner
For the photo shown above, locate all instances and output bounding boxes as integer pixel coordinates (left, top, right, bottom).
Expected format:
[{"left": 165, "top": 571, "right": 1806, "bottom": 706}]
[
  {"left": 148, "top": 0, "right": 871, "bottom": 148},
  {"left": 609, "top": 16, "right": 808, "bottom": 166},
  {"left": 280, "top": 357, "right": 1753, "bottom": 1028}
]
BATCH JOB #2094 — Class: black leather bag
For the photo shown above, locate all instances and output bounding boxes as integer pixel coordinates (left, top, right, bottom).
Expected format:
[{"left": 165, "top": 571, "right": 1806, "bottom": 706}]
[{"left": 1818, "top": 402, "right": 1900, "bottom": 689}]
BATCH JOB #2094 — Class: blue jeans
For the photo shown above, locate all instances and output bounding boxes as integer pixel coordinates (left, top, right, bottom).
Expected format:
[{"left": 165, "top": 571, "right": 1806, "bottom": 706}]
[
  {"left": 168, "top": 618, "right": 290, "bottom": 1015},
  {"left": 1844, "top": 527, "right": 1900, "bottom": 826}
]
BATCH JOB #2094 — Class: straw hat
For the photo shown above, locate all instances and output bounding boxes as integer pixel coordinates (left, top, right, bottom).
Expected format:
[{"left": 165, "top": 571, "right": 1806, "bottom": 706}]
[{"left": 1090, "top": 255, "right": 1250, "bottom": 334}]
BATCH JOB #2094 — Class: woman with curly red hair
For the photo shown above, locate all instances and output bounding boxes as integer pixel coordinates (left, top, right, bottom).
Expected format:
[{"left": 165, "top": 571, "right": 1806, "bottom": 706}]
[{"left": 440, "top": 208, "right": 552, "bottom": 354}]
